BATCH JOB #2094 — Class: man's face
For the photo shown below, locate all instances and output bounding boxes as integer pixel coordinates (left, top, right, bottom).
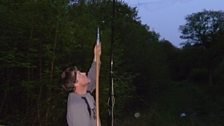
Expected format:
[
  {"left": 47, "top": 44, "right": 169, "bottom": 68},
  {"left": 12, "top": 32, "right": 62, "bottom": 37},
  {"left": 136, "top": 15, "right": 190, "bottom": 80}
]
[{"left": 75, "top": 70, "right": 90, "bottom": 86}]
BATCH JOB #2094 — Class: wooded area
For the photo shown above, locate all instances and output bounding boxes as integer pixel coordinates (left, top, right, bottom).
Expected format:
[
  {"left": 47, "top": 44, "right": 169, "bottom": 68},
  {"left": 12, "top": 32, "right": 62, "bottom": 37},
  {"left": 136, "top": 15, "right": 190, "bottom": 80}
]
[{"left": 0, "top": 0, "right": 224, "bottom": 126}]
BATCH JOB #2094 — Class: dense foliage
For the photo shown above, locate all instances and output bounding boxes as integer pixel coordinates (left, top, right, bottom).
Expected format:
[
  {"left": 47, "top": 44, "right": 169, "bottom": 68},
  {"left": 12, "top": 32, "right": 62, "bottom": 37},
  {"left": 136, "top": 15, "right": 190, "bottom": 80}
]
[{"left": 0, "top": 0, "right": 224, "bottom": 125}]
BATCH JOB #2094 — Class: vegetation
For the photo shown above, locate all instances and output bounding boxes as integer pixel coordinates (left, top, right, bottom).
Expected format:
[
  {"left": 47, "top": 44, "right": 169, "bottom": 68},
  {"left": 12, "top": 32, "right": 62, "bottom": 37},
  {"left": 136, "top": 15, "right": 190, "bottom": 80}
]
[{"left": 0, "top": 0, "right": 224, "bottom": 125}]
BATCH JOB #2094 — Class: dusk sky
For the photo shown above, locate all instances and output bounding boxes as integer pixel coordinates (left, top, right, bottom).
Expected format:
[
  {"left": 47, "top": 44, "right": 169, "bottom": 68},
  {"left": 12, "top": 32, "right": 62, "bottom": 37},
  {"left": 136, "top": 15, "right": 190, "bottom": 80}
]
[{"left": 123, "top": 0, "right": 224, "bottom": 47}]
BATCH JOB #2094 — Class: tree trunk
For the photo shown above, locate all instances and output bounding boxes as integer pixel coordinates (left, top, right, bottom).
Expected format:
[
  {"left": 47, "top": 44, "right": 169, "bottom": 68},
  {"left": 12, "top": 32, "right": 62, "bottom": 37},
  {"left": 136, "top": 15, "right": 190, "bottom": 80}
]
[{"left": 50, "top": 21, "right": 58, "bottom": 80}]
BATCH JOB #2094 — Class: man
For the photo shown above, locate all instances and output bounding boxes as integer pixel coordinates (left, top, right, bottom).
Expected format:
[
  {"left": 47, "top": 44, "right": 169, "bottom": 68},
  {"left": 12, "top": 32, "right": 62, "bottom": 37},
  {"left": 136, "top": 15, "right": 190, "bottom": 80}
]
[{"left": 61, "top": 43, "right": 101, "bottom": 126}]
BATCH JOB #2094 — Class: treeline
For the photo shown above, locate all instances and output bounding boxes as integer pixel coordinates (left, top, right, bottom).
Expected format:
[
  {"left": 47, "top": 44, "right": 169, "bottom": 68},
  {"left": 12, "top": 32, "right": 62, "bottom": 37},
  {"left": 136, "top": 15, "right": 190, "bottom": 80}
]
[{"left": 0, "top": 0, "right": 224, "bottom": 126}]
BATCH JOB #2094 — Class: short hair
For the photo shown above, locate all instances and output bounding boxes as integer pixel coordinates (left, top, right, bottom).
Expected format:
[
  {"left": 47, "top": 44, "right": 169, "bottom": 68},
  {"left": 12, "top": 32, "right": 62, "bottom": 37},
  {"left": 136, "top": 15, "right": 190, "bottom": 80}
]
[{"left": 61, "top": 66, "right": 78, "bottom": 92}]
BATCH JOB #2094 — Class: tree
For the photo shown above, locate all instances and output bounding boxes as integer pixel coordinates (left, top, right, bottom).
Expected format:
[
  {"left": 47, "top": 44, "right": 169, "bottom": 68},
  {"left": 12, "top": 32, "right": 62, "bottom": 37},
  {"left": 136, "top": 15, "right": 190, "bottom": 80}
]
[
  {"left": 179, "top": 10, "right": 224, "bottom": 48},
  {"left": 179, "top": 10, "right": 224, "bottom": 86}
]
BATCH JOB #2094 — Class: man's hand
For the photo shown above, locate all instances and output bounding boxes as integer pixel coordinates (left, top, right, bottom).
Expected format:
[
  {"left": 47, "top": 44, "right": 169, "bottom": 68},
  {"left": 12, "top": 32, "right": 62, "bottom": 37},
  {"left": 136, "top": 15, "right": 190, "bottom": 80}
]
[{"left": 94, "top": 43, "right": 101, "bottom": 62}]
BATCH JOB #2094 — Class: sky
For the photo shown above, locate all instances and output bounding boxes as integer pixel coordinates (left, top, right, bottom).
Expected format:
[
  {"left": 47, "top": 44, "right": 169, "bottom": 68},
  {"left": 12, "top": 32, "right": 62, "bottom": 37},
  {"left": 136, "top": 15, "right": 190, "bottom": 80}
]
[{"left": 123, "top": 0, "right": 224, "bottom": 47}]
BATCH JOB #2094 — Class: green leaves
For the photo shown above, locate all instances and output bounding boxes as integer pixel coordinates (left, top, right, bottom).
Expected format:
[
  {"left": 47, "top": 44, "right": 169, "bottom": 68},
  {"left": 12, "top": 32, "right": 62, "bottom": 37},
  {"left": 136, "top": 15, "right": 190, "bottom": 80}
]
[{"left": 180, "top": 10, "right": 224, "bottom": 47}]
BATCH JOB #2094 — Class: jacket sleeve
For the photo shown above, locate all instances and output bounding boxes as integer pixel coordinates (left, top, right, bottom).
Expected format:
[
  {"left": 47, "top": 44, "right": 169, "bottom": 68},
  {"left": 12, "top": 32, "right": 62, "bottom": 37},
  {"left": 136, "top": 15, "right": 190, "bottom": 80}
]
[{"left": 87, "top": 62, "right": 96, "bottom": 92}]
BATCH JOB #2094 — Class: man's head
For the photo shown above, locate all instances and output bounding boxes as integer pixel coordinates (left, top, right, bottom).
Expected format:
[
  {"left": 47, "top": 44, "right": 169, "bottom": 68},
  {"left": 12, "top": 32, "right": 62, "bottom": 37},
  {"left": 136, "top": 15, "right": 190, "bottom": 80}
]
[{"left": 61, "top": 66, "right": 90, "bottom": 92}]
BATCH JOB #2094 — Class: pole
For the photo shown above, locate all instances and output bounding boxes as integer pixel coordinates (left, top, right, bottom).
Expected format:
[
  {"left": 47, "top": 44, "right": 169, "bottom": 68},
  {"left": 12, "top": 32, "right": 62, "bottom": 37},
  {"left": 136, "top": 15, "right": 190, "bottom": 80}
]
[
  {"left": 96, "top": 27, "right": 101, "bottom": 126},
  {"left": 108, "top": 0, "right": 115, "bottom": 126}
]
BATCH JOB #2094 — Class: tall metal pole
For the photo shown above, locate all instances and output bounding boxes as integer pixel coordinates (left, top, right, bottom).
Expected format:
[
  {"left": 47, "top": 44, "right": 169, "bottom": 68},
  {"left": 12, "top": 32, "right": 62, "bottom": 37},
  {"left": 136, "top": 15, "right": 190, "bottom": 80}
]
[{"left": 108, "top": 0, "right": 115, "bottom": 126}]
